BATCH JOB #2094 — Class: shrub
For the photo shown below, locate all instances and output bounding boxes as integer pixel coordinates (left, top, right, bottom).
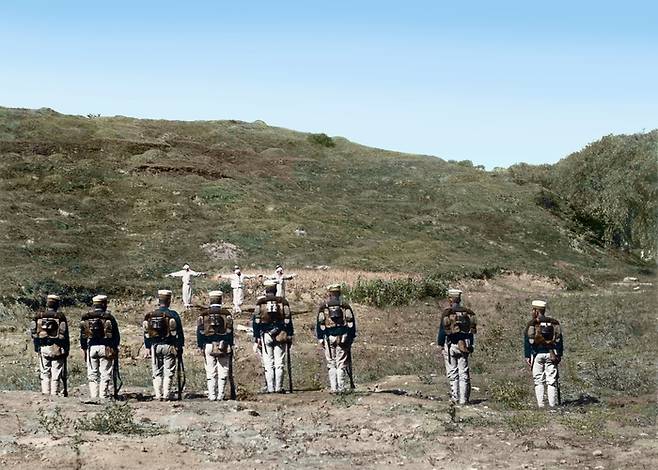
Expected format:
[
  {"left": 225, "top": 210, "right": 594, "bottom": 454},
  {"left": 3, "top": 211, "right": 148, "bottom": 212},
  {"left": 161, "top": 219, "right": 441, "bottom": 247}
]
[
  {"left": 489, "top": 380, "right": 530, "bottom": 409},
  {"left": 307, "top": 133, "right": 335, "bottom": 148},
  {"left": 76, "top": 402, "right": 163, "bottom": 436}
]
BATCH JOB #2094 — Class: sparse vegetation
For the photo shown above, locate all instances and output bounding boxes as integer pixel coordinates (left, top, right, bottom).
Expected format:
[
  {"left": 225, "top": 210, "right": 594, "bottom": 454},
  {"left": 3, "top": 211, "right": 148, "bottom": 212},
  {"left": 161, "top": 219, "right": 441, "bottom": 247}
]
[{"left": 76, "top": 402, "right": 163, "bottom": 436}]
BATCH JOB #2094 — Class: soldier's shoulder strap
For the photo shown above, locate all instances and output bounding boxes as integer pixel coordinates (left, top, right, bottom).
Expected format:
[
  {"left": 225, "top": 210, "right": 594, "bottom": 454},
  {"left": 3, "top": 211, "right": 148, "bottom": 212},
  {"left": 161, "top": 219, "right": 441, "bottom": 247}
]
[
  {"left": 545, "top": 316, "right": 560, "bottom": 325},
  {"left": 220, "top": 307, "right": 232, "bottom": 315},
  {"left": 341, "top": 303, "right": 353, "bottom": 311},
  {"left": 279, "top": 297, "right": 290, "bottom": 307},
  {"left": 255, "top": 296, "right": 268, "bottom": 305}
]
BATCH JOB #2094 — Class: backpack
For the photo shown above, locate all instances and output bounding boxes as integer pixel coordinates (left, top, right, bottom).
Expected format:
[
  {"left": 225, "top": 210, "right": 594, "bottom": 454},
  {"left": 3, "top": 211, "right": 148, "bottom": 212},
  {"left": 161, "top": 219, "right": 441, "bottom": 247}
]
[
  {"left": 35, "top": 312, "right": 65, "bottom": 340},
  {"left": 528, "top": 318, "right": 561, "bottom": 347},
  {"left": 445, "top": 308, "right": 474, "bottom": 334},
  {"left": 318, "top": 302, "right": 354, "bottom": 331},
  {"left": 199, "top": 308, "right": 232, "bottom": 337},
  {"left": 144, "top": 310, "right": 176, "bottom": 339},
  {"left": 258, "top": 299, "right": 283, "bottom": 324},
  {"left": 81, "top": 313, "right": 113, "bottom": 340}
]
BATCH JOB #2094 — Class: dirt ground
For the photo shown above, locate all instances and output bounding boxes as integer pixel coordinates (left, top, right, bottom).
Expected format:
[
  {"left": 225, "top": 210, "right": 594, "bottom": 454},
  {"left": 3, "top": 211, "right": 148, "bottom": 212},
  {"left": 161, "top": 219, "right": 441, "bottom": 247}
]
[{"left": 0, "top": 273, "right": 655, "bottom": 469}]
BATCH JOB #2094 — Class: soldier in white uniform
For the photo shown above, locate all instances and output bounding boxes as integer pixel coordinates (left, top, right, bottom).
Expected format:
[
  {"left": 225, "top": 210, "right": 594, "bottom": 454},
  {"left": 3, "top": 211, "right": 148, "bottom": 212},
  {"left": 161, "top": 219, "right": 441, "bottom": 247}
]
[
  {"left": 166, "top": 264, "right": 206, "bottom": 308},
  {"left": 268, "top": 264, "right": 296, "bottom": 299},
  {"left": 80, "top": 295, "right": 121, "bottom": 400},
  {"left": 524, "top": 300, "right": 563, "bottom": 408},
  {"left": 316, "top": 284, "right": 357, "bottom": 392},
  {"left": 437, "top": 288, "right": 477, "bottom": 404},
  {"left": 30, "top": 294, "right": 70, "bottom": 396},
  {"left": 196, "top": 291, "right": 235, "bottom": 400},
  {"left": 30, "top": 294, "right": 70, "bottom": 395},
  {"left": 218, "top": 265, "right": 258, "bottom": 314},
  {"left": 252, "top": 280, "right": 294, "bottom": 393},
  {"left": 143, "top": 290, "right": 185, "bottom": 400}
]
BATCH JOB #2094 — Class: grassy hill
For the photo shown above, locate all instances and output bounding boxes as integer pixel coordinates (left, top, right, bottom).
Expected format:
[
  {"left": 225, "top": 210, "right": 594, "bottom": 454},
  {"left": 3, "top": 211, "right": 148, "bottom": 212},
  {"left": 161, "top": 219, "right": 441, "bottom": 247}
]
[
  {"left": 0, "top": 106, "right": 651, "bottom": 302},
  {"left": 508, "top": 130, "right": 657, "bottom": 255}
]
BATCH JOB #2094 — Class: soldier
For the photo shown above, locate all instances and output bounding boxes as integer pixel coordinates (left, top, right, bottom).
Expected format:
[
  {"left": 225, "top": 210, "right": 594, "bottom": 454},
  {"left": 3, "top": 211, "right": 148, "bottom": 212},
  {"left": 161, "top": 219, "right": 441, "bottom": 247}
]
[
  {"left": 267, "top": 264, "right": 296, "bottom": 299},
  {"left": 143, "top": 290, "right": 185, "bottom": 400},
  {"left": 165, "top": 264, "right": 207, "bottom": 309},
  {"left": 196, "top": 291, "right": 235, "bottom": 400},
  {"left": 218, "top": 265, "right": 259, "bottom": 314},
  {"left": 524, "top": 300, "right": 563, "bottom": 408},
  {"left": 316, "top": 284, "right": 357, "bottom": 393},
  {"left": 252, "top": 280, "right": 294, "bottom": 393},
  {"left": 80, "top": 295, "right": 121, "bottom": 400},
  {"left": 30, "top": 294, "right": 70, "bottom": 396},
  {"left": 437, "top": 288, "right": 477, "bottom": 404}
]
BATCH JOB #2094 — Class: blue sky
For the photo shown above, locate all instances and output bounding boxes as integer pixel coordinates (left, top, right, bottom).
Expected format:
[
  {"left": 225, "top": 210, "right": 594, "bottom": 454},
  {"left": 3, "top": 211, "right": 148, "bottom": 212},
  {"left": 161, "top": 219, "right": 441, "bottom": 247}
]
[{"left": 1, "top": 1, "right": 656, "bottom": 168}]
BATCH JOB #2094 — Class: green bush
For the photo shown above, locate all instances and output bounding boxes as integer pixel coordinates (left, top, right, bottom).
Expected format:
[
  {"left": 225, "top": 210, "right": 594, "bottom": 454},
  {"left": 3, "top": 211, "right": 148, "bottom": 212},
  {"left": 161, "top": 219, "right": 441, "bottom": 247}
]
[
  {"left": 307, "top": 133, "right": 335, "bottom": 147},
  {"left": 76, "top": 402, "right": 163, "bottom": 436},
  {"left": 489, "top": 380, "right": 530, "bottom": 409}
]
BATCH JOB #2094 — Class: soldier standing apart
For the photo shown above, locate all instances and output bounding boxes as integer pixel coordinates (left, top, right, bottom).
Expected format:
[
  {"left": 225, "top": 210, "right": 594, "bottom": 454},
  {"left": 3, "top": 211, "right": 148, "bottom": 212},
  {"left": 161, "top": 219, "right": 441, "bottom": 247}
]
[
  {"left": 437, "top": 288, "right": 477, "bottom": 404},
  {"left": 197, "top": 291, "right": 235, "bottom": 400},
  {"left": 143, "top": 290, "right": 185, "bottom": 400},
  {"left": 165, "top": 264, "right": 206, "bottom": 309},
  {"left": 316, "top": 284, "right": 357, "bottom": 393},
  {"left": 252, "top": 280, "right": 294, "bottom": 393},
  {"left": 80, "top": 295, "right": 120, "bottom": 400},
  {"left": 268, "top": 264, "right": 296, "bottom": 299},
  {"left": 524, "top": 300, "right": 563, "bottom": 408},
  {"left": 218, "top": 265, "right": 258, "bottom": 314},
  {"left": 30, "top": 294, "right": 70, "bottom": 396}
]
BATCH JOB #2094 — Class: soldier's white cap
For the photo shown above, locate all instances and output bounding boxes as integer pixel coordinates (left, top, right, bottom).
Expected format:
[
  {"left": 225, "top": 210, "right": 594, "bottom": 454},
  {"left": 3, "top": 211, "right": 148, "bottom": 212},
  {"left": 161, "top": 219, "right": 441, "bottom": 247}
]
[
  {"left": 209, "top": 290, "right": 223, "bottom": 297},
  {"left": 263, "top": 279, "right": 277, "bottom": 287},
  {"left": 158, "top": 289, "right": 173, "bottom": 297},
  {"left": 47, "top": 294, "right": 60, "bottom": 301},
  {"left": 327, "top": 284, "right": 342, "bottom": 292},
  {"left": 92, "top": 295, "right": 108, "bottom": 303},
  {"left": 183, "top": 264, "right": 190, "bottom": 269},
  {"left": 448, "top": 288, "right": 462, "bottom": 297},
  {"left": 532, "top": 300, "right": 547, "bottom": 309}
]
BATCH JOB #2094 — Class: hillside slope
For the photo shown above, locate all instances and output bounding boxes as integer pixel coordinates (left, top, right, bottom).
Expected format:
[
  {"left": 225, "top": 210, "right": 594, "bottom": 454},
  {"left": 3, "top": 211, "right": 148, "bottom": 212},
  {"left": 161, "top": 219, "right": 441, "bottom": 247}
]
[{"left": 0, "top": 107, "right": 646, "bottom": 301}]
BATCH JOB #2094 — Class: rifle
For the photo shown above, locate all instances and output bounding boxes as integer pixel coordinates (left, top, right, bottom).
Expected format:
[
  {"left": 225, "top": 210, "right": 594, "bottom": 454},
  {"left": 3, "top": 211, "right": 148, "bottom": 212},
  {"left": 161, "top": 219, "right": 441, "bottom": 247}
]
[
  {"left": 346, "top": 346, "right": 355, "bottom": 390},
  {"left": 286, "top": 342, "right": 293, "bottom": 393},
  {"left": 177, "top": 349, "right": 186, "bottom": 401},
  {"left": 113, "top": 354, "right": 123, "bottom": 399},
  {"left": 228, "top": 349, "right": 237, "bottom": 400},
  {"left": 62, "top": 356, "right": 69, "bottom": 397}
]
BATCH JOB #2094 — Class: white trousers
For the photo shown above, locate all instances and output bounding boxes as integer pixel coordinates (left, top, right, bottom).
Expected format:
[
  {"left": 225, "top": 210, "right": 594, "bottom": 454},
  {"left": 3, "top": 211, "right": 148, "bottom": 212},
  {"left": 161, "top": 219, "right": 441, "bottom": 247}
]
[
  {"left": 204, "top": 343, "right": 230, "bottom": 400},
  {"left": 261, "top": 333, "right": 286, "bottom": 392},
  {"left": 151, "top": 344, "right": 177, "bottom": 399},
  {"left": 182, "top": 284, "right": 192, "bottom": 307},
  {"left": 232, "top": 287, "right": 244, "bottom": 313},
  {"left": 532, "top": 352, "right": 559, "bottom": 407},
  {"left": 38, "top": 345, "right": 65, "bottom": 396},
  {"left": 444, "top": 343, "right": 471, "bottom": 404},
  {"left": 323, "top": 336, "right": 350, "bottom": 392},
  {"left": 87, "top": 344, "right": 114, "bottom": 399}
]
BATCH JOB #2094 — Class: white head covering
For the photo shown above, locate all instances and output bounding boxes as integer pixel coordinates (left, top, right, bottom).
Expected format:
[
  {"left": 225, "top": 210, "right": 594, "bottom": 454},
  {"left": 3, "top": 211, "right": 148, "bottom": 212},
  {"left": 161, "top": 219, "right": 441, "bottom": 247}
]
[
  {"left": 532, "top": 300, "right": 547, "bottom": 309},
  {"left": 448, "top": 288, "right": 463, "bottom": 297},
  {"left": 92, "top": 294, "right": 108, "bottom": 303},
  {"left": 183, "top": 264, "right": 190, "bottom": 270}
]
